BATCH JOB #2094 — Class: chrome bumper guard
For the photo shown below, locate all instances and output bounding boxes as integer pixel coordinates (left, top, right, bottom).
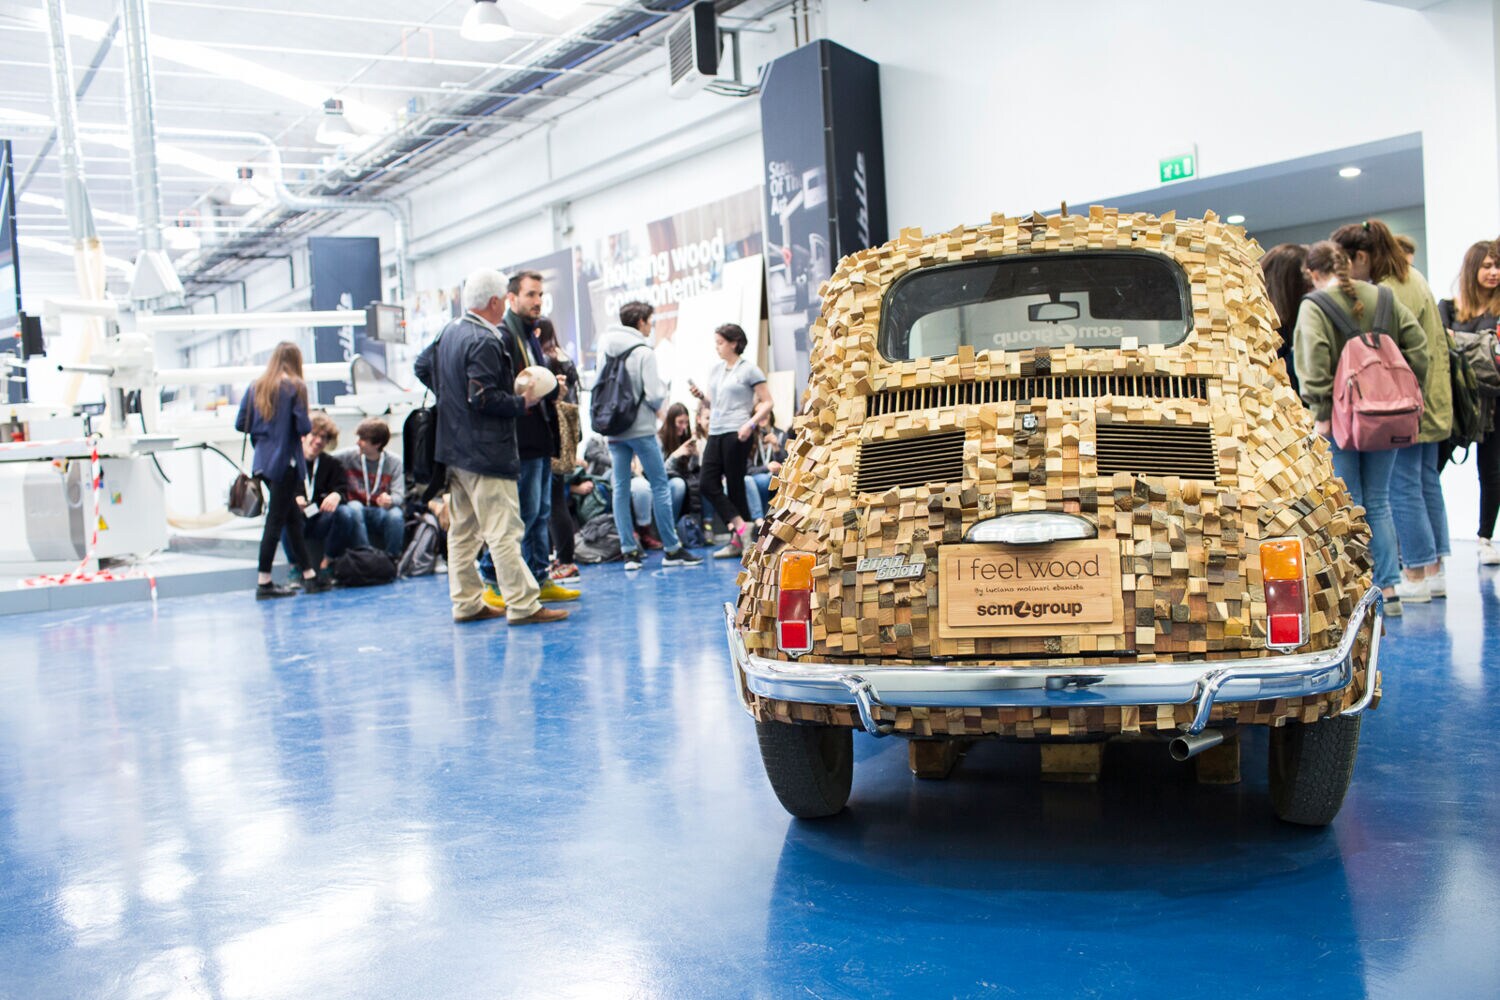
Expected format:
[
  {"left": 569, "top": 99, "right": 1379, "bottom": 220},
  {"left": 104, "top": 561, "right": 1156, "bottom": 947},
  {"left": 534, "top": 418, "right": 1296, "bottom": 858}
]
[{"left": 723, "top": 587, "right": 1382, "bottom": 738}]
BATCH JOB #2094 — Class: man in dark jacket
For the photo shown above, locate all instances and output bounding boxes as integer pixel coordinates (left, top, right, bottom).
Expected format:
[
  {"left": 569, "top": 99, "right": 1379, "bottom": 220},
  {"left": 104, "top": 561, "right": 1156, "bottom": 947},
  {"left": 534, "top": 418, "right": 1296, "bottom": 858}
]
[
  {"left": 414, "top": 268, "right": 568, "bottom": 626},
  {"left": 492, "top": 269, "right": 579, "bottom": 604}
]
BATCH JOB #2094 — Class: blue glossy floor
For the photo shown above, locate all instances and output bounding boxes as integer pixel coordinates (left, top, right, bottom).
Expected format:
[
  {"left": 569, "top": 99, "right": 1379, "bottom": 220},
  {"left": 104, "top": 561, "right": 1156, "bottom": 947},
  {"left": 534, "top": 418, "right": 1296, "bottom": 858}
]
[{"left": 2, "top": 551, "right": 1498, "bottom": 1000}]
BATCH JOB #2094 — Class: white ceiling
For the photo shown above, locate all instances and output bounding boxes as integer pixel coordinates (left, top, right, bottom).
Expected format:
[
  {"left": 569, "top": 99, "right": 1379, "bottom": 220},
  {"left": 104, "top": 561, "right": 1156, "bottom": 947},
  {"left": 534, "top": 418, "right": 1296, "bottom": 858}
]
[{"left": 1, "top": 0, "right": 712, "bottom": 299}]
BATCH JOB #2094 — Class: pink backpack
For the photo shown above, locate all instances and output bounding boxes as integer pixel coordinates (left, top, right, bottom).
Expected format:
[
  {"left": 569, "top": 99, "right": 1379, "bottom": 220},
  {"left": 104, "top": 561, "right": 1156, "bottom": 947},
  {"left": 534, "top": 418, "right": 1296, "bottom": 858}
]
[{"left": 1308, "top": 286, "right": 1424, "bottom": 451}]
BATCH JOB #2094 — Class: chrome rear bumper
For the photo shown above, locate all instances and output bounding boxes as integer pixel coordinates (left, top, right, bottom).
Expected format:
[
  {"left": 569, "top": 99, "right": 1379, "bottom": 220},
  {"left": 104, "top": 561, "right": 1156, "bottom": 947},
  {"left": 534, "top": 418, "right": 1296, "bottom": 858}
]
[{"left": 724, "top": 587, "right": 1382, "bottom": 737}]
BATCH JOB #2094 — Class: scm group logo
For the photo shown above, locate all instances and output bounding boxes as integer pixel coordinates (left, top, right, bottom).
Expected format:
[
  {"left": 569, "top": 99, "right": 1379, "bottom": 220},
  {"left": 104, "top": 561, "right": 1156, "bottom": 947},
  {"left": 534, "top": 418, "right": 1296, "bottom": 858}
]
[{"left": 977, "top": 601, "right": 1087, "bottom": 619}]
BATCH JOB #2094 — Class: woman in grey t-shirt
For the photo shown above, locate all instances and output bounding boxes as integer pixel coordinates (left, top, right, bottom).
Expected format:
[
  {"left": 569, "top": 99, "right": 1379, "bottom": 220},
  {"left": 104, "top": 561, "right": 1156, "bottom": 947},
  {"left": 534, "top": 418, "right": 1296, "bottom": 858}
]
[{"left": 689, "top": 323, "right": 773, "bottom": 558}]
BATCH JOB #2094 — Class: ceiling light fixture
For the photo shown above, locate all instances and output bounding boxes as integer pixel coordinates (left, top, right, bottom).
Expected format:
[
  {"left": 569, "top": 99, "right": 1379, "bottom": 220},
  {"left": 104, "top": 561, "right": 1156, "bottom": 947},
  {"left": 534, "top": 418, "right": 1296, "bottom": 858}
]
[
  {"left": 462, "top": 0, "right": 515, "bottom": 42},
  {"left": 1338, "top": 166, "right": 1362, "bottom": 179},
  {"left": 315, "top": 98, "right": 359, "bottom": 145},
  {"left": 229, "top": 167, "right": 261, "bottom": 207},
  {"left": 1226, "top": 214, "right": 1246, "bottom": 225},
  {"left": 164, "top": 221, "right": 201, "bottom": 252}
]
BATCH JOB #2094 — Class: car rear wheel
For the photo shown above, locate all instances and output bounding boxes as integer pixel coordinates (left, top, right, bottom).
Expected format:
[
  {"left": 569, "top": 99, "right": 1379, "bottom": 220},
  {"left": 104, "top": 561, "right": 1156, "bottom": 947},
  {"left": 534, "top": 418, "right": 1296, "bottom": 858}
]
[
  {"left": 1268, "top": 713, "right": 1362, "bottom": 826},
  {"left": 755, "top": 720, "right": 853, "bottom": 819}
]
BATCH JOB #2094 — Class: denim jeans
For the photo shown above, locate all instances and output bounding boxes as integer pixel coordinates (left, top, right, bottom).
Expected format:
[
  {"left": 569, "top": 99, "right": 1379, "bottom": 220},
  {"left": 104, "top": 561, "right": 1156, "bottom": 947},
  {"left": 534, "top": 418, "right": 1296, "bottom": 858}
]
[
  {"left": 344, "top": 500, "right": 405, "bottom": 556},
  {"left": 610, "top": 435, "right": 679, "bottom": 552},
  {"left": 280, "top": 503, "right": 355, "bottom": 570},
  {"left": 517, "top": 456, "right": 553, "bottom": 584},
  {"left": 1389, "top": 441, "right": 1450, "bottom": 568},
  {"left": 1329, "top": 440, "right": 1399, "bottom": 589}
]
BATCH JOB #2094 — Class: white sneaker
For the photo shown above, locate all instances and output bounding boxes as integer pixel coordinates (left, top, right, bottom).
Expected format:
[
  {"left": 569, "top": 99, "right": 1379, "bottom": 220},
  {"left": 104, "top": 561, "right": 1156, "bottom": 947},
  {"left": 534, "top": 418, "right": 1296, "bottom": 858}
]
[
  {"left": 1394, "top": 576, "right": 1431, "bottom": 603},
  {"left": 1481, "top": 538, "right": 1500, "bottom": 565},
  {"left": 1428, "top": 570, "right": 1446, "bottom": 598},
  {"left": 1383, "top": 595, "right": 1403, "bottom": 618}
]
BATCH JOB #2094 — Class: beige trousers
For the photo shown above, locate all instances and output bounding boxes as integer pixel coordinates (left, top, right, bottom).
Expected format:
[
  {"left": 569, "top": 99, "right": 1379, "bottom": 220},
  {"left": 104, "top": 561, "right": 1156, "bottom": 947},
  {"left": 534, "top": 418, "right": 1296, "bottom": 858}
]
[{"left": 446, "top": 467, "right": 541, "bottom": 621}]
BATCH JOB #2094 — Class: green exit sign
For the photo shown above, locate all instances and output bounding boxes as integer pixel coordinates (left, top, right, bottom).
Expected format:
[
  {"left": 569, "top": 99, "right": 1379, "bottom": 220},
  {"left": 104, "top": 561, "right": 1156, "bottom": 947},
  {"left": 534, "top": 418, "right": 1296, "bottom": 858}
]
[{"left": 1159, "top": 151, "right": 1197, "bottom": 183}]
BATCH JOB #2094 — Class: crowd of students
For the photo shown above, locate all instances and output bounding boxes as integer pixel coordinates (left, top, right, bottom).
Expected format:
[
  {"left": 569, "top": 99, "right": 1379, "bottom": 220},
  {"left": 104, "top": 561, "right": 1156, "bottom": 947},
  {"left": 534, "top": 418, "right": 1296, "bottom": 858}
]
[{"left": 1267, "top": 221, "right": 1500, "bottom": 616}]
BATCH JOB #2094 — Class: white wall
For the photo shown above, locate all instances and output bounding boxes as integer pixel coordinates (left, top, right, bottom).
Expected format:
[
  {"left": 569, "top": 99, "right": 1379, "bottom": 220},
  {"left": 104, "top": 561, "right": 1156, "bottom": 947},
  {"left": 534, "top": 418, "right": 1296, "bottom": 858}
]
[{"left": 823, "top": 0, "right": 1499, "bottom": 294}]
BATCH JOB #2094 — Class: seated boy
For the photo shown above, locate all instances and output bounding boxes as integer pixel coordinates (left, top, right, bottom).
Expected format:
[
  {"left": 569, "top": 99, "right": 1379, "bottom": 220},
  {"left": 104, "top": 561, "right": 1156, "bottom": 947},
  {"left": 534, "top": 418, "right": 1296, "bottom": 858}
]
[
  {"left": 284, "top": 411, "right": 353, "bottom": 579},
  {"left": 334, "top": 417, "right": 406, "bottom": 557}
]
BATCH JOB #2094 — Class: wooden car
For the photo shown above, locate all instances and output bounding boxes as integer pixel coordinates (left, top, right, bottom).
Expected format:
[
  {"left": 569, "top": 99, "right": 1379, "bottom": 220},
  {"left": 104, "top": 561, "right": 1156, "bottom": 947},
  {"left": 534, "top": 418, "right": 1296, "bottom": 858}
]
[{"left": 725, "top": 208, "right": 1382, "bottom": 826}]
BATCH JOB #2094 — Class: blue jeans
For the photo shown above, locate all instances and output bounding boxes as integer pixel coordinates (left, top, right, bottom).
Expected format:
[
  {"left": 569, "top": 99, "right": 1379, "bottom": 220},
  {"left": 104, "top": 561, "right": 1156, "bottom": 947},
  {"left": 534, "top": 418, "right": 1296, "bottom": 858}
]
[
  {"left": 752, "top": 471, "right": 773, "bottom": 511},
  {"left": 1389, "top": 441, "right": 1450, "bottom": 568},
  {"left": 517, "top": 456, "right": 553, "bottom": 584},
  {"left": 1330, "top": 440, "right": 1399, "bottom": 589},
  {"left": 281, "top": 504, "right": 356, "bottom": 569},
  {"left": 345, "top": 500, "right": 405, "bottom": 556},
  {"left": 610, "top": 436, "right": 679, "bottom": 552}
]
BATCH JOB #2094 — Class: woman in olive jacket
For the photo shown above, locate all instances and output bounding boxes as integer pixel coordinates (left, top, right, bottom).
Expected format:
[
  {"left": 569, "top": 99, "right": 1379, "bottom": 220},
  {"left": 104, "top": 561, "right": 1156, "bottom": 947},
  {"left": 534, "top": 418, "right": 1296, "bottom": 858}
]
[
  {"left": 1332, "top": 219, "right": 1452, "bottom": 603},
  {"left": 1294, "top": 241, "right": 1429, "bottom": 616}
]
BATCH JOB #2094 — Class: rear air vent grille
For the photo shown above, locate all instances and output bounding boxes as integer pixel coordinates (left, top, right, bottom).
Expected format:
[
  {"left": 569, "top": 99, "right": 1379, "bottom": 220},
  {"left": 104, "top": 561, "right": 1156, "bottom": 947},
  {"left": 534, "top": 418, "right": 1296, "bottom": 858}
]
[
  {"left": 856, "top": 432, "right": 966, "bottom": 493},
  {"left": 1095, "top": 424, "right": 1217, "bottom": 480},
  {"left": 865, "top": 375, "right": 1208, "bottom": 417}
]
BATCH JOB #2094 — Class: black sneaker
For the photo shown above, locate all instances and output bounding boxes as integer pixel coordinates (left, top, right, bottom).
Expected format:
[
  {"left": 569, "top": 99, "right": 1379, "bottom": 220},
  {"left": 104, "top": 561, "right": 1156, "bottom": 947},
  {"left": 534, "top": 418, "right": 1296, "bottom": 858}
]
[
  {"left": 623, "top": 550, "right": 644, "bottom": 571},
  {"left": 300, "top": 575, "right": 331, "bottom": 594},
  {"left": 256, "top": 582, "right": 298, "bottom": 600},
  {"left": 662, "top": 548, "right": 703, "bottom": 567}
]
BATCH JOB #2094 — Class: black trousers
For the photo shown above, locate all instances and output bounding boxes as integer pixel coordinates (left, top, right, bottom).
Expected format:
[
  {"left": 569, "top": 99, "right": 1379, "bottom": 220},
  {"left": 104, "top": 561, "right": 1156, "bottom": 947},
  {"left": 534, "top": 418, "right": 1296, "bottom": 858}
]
[
  {"left": 259, "top": 467, "right": 312, "bottom": 574},
  {"left": 699, "top": 431, "right": 753, "bottom": 525},
  {"left": 550, "top": 472, "right": 574, "bottom": 563},
  {"left": 1480, "top": 431, "right": 1500, "bottom": 539}
]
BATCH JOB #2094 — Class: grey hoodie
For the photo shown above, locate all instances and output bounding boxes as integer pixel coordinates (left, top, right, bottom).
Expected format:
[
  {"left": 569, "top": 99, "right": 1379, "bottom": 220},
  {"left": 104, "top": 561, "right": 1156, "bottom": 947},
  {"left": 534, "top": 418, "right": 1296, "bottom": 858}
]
[{"left": 596, "top": 323, "right": 667, "bottom": 441}]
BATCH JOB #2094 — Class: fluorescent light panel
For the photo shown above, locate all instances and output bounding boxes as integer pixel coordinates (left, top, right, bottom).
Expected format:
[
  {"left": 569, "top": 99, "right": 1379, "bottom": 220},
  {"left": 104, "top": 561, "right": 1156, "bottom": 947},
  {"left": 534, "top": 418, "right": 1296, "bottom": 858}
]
[{"left": 17, "top": 235, "right": 133, "bottom": 274}]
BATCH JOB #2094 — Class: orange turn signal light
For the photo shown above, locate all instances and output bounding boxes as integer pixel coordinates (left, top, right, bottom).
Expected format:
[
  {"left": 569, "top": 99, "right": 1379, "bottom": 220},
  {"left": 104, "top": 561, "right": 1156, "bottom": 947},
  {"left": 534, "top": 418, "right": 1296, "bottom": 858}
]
[
  {"left": 1260, "top": 539, "right": 1304, "bottom": 582},
  {"left": 779, "top": 551, "right": 815, "bottom": 591}
]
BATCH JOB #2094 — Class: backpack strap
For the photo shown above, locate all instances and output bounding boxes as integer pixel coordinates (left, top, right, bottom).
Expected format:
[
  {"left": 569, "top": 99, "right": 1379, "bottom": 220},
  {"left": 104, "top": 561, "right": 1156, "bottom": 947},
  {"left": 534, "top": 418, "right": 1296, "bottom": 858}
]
[{"left": 1370, "top": 285, "right": 1396, "bottom": 342}]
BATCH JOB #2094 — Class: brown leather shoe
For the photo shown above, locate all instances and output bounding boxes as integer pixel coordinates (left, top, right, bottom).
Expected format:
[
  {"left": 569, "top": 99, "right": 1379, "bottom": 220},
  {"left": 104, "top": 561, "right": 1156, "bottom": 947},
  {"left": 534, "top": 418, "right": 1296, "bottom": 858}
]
[
  {"left": 509, "top": 607, "right": 570, "bottom": 626},
  {"left": 454, "top": 607, "right": 506, "bottom": 624}
]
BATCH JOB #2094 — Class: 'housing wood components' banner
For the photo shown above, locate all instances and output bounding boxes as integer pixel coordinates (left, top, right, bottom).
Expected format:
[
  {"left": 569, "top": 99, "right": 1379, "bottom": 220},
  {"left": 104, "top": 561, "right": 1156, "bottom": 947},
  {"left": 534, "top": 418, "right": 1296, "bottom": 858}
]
[{"left": 759, "top": 40, "right": 889, "bottom": 400}]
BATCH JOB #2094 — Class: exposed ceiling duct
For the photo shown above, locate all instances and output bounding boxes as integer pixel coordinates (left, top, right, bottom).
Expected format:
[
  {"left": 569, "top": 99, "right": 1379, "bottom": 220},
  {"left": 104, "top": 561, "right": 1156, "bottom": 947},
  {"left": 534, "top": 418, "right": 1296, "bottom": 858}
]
[
  {"left": 119, "top": 0, "right": 184, "bottom": 305},
  {"left": 41, "top": 0, "right": 98, "bottom": 245}
]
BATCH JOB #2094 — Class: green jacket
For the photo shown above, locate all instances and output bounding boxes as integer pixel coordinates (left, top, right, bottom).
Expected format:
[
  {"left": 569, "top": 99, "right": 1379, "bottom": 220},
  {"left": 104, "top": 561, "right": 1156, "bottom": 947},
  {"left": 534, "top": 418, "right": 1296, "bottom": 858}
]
[
  {"left": 1292, "top": 281, "right": 1428, "bottom": 423},
  {"left": 1384, "top": 269, "right": 1451, "bottom": 442}
]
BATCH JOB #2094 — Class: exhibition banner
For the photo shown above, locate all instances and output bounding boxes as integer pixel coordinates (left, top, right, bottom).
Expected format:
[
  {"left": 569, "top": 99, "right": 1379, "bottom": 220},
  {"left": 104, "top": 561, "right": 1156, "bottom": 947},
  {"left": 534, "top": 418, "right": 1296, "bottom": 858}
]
[
  {"left": 501, "top": 247, "right": 580, "bottom": 364},
  {"left": 309, "top": 236, "right": 386, "bottom": 404},
  {"left": 759, "top": 41, "right": 888, "bottom": 399}
]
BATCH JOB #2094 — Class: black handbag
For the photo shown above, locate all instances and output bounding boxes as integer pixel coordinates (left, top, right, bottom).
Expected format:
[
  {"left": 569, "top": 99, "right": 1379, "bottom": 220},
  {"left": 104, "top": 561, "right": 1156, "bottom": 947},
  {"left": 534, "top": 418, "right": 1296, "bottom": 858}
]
[{"left": 227, "top": 434, "right": 264, "bottom": 518}]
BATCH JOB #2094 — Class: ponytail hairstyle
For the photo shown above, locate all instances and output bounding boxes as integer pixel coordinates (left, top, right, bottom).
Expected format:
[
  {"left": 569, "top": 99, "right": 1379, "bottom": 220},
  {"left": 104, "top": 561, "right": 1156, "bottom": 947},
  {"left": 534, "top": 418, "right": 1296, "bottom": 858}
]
[
  {"left": 1259, "top": 243, "right": 1312, "bottom": 334},
  {"left": 1456, "top": 239, "right": 1500, "bottom": 324},
  {"left": 1306, "top": 240, "right": 1364, "bottom": 320},
  {"left": 252, "top": 341, "right": 307, "bottom": 420},
  {"left": 1330, "top": 218, "right": 1410, "bottom": 285}
]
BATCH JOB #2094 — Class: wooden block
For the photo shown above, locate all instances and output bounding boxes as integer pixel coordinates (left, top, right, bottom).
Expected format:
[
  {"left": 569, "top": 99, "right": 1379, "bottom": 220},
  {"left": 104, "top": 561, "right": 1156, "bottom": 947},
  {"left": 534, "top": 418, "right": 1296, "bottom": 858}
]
[{"left": 1040, "top": 742, "right": 1104, "bottom": 783}]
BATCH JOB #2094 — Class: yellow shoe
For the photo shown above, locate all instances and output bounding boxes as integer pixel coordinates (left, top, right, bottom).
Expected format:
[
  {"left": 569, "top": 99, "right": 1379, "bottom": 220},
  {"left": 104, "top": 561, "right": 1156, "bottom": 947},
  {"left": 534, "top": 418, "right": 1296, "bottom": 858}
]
[
  {"left": 481, "top": 584, "right": 506, "bottom": 610},
  {"left": 538, "top": 580, "right": 581, "bottom": 602}
]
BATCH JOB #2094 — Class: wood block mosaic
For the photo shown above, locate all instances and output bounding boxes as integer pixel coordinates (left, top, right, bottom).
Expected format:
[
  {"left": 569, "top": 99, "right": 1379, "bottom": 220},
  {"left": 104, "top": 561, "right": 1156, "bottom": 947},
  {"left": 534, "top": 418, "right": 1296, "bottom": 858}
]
[{"left": 733, "top": 207, "right": 1377, "bottom": 737}]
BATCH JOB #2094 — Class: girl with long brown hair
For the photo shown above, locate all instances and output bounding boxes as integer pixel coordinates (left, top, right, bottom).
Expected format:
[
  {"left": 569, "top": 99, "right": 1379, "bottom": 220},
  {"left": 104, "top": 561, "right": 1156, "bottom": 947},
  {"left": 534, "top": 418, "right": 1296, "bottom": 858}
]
[
  {"left": 1440, "top": 240, "right": 1500, "bottom": 562},
  {"left": 1294, "top": 241, "right": 1430, "bottom": 615},
  {"left": 1331, "top": 219, "right": 1452, "bottom": 603},
  {"left": 234, "top": 341, "right": 327, "bottom": 599}
]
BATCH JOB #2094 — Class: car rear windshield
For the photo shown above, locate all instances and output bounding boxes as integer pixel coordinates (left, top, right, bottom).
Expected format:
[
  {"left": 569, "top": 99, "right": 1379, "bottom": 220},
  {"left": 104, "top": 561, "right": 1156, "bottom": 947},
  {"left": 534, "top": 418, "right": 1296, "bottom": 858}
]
[{"left": 879, "top": 251, "right": 1193, "bottom": 360}]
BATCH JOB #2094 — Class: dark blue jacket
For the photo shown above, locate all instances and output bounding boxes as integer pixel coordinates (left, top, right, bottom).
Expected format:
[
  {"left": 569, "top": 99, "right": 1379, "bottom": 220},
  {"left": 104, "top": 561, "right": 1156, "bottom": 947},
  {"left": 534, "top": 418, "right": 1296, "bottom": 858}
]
[
  {"left": 235, "top": 379, "right": 311, "bottom": 481},
  {"left": 414, "top": 313, "right": 529, "bottom": 479}
]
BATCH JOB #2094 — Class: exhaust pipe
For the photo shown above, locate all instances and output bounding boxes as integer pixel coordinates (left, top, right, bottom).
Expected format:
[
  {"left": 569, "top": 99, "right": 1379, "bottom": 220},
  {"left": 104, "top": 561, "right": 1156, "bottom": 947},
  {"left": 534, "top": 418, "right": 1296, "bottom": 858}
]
[{"left": 1169, "top": 729, "right": 1225, "bottom": 762}]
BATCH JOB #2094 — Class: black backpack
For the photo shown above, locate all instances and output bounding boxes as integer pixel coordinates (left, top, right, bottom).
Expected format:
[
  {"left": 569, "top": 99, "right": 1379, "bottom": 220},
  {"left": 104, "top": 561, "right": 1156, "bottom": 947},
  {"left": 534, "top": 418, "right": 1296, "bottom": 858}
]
[
  {"left": 397, "top": 513, "right": 443, "bottom": 578},
  {"left": 404, "top": 400, "right": 440, "bottom": 484},
  {"left": 589, "top": 343, "right": 646, "bottom": 436},
  {"left": 1448, "top": 343, "right": 1485, "bottom": 457},
  {"left": 331, "top": 546, "right": 399, "bottom": 587}
]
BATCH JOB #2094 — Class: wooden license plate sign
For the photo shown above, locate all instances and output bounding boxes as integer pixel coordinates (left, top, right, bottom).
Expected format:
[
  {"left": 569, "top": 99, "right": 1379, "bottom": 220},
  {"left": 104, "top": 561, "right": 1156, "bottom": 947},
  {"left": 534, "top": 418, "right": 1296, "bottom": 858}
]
[{"left": 937, "top": 541, "right": 1123, "bottom": 638}]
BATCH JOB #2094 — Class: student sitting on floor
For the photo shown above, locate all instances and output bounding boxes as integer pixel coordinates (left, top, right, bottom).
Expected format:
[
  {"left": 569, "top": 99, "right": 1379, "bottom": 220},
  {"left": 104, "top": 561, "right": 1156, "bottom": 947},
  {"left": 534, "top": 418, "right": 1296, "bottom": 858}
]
[
  {"left": 334, "top": 417, "right": 406, "bottom": 558},
  {"left": 284, "top": 411, "right": 353, "bottom": 582}
]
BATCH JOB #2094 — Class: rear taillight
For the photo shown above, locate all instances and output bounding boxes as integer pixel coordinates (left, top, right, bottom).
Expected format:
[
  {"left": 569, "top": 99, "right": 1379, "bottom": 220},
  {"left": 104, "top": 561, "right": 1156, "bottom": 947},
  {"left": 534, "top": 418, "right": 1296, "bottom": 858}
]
[
  {"left": 1260, "top": 538, "right": 1307, "bottom": 650},
  {"left": 776, "top": 551, "right": 815, "bottom": 656}
]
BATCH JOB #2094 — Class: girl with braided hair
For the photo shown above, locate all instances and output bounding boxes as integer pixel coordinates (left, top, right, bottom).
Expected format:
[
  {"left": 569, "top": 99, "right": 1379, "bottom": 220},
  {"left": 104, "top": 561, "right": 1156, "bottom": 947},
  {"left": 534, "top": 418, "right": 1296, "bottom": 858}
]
[
  {"left": 1293, "top": 240, "right": 1429, "bottom": 615},
  {"left": 1331, "top": 219, "right": 1453, "bottom": 603}
]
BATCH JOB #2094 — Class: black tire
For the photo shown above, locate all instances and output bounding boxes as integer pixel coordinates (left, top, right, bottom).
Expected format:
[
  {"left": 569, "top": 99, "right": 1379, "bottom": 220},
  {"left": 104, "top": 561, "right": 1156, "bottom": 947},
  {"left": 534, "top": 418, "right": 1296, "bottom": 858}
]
[
  {"left": 755, "top": 720, "right": 853, "bottom": 819},
  {"left": 1268, "top": 713, "right": 1362, "bottom": 826}
]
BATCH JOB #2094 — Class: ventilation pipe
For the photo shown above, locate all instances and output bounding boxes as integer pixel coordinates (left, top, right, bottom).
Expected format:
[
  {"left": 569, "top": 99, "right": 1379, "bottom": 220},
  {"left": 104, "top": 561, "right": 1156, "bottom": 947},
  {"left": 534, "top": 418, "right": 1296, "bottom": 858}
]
[
  {"left": 119, "top": 0, "right": 184, "bottom": 306},
  {"left": 42, "top": 0, "right": 97, "bottom": 245},
  {"left": 160, "top": 128, "right": 410, "bottom": 300}
]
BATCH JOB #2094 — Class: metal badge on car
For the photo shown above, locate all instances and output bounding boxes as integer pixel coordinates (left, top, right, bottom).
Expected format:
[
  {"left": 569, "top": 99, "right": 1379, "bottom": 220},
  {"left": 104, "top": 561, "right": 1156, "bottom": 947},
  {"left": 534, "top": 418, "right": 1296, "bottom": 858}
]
[
  {"left": 1021, "top": 413, "right": 1039, "bottom": 431},
  {"left": 856, "top": 555, "right": 928, "bottom": 581}
]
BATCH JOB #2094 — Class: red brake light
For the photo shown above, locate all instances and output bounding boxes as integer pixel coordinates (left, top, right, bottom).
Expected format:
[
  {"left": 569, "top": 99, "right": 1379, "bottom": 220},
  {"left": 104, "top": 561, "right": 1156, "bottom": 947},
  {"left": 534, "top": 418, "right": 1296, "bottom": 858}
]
[
  {"left": 1260, "top": 540, "right": 1307, "bottom": 650},
  {"left": 776, "top": 552, "right": 814, "bottom": 656}
]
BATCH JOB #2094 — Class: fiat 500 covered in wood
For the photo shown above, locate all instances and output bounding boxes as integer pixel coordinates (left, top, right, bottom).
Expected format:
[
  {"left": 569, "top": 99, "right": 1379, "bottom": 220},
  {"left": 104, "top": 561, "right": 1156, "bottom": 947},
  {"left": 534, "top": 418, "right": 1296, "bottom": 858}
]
[{"left": 726, "top": 208, "right": 1381, "bottom": 826}]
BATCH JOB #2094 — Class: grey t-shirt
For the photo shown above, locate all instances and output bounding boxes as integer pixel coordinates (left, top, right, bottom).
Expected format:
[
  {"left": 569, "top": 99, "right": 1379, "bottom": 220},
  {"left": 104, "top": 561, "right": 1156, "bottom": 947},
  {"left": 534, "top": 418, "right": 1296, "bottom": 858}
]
[{"left": 706, "top": 357, "right": 766, "bottom": 435}]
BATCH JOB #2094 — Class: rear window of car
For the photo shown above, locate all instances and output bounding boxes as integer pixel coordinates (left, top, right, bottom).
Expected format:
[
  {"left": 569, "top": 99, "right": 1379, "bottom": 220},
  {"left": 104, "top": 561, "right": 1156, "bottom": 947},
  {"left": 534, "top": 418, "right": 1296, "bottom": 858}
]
[{"left": 878, "top": 251, "right": 1193, "bottom": 360}]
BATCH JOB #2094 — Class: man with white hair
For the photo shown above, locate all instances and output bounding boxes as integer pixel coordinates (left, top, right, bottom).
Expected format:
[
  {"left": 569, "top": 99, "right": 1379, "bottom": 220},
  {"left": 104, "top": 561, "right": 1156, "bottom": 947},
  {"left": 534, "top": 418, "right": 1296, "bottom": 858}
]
[{"left": 414, "top": 269, "right": 569, "bottom": 626}]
